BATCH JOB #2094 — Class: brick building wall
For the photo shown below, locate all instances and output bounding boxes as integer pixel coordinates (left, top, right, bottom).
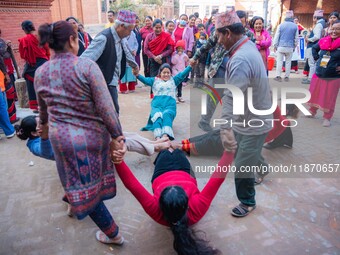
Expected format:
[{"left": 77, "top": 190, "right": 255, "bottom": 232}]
[
  {"left": 283, "top": 0, "right": 340, "bottom": 28},
  {"left": 51, "top": 0, "right": 79, "bottom": 22},
  {"left": 82, "top": 0, "right": 101, "bottom": 24},
  {"left": 51, "top": 0, "right": 106, "bottom": 25},
  {"left": 0, "top": 0, "right": 53, "bottom": 73}
]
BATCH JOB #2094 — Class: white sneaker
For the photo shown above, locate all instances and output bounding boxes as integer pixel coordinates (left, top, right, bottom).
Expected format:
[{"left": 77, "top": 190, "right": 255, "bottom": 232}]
[
  {"left": 322, "top": 119, "right": 331, "bottom": 127},
  {"left": 6, "top": 131, "right": 15, "bottom": 139}
]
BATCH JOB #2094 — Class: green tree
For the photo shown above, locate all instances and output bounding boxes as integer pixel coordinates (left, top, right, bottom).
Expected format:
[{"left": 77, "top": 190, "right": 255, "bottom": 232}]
[
  {"left": 141, "top": 0, "right": 162, "bottom": 6},
  {"left": 110, "top": 0, "right": 136, "bottom": 12},
  {"left": 109, "top": 0, "right": 152, "bottom": 25}
]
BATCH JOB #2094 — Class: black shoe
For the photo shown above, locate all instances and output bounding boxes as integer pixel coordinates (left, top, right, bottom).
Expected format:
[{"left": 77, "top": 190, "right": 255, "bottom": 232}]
[
  {"left": 283, "top": 144, "right": 292, "bottom": 149},
  {"left": 10, "top": 117, "right": 20, "bottom": 124},
  {"left": 264, "top": 142, "right": 292, "bottom": 150},
  {"left": 263, "top": 143, "right": 277, "bottom": 150},
  {"left": 198, "top": 121, "right": 213, "bottom": 132}
]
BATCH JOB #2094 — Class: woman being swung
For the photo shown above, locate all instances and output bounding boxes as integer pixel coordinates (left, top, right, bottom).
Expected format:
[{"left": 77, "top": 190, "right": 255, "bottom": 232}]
[
  {"left": 35, "top": 21, "right": 126, "bottom": 244},
  {"left": 113, "top": 147, "right": 233, "bottom": 255},
  {"left": 144, "top": 19, "right": 174, "bottom": 97}
]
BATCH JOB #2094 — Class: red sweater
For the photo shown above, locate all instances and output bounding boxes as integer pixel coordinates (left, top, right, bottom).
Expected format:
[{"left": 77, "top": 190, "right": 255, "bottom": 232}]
[
  {"left": 115, "top": 151, "right": 234, "bottom": 226},
  {"left": 18, "top": 34, "right": 50, "bottom": 66}
]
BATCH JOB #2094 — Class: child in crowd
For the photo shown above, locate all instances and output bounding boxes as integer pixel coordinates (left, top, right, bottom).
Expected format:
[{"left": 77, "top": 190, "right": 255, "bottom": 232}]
[
  {"left": 195, "top": 24, "right": 208, "bottom": 40},
  {"left": 165, "top": 20, "right": 175, "bottom": 35},
  {"left": 171, "top": 40, "right": 189, "bottom": 103},
  {"left": 193, "top": 32, "right": 208, "bottom": 88},
  {"left": 134, "top": 63, "right": 192, "bottom": 140}
]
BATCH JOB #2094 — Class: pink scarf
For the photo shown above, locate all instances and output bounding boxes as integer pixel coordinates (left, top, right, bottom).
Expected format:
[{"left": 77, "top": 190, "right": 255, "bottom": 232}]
[{"left": 319, "top": 36, "right": 340, "bottom": 51}]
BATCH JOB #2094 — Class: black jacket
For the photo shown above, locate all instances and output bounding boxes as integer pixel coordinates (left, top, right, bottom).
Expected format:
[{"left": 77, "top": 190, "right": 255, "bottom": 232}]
[{"left": 312, "top": 41, "right": 340, "bottom": 78}]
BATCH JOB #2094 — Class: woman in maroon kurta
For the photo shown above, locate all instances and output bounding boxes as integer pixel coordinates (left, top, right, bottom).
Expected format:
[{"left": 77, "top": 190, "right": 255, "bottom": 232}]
[{"left": 34, "top": 21, "right": 125, "bottom": 245}]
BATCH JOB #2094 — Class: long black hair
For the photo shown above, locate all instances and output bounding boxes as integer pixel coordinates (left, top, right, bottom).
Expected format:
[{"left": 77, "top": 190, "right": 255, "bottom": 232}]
[
  {"left": 14, "top": 115, "right": 38, "bottom": 140},
  {"left": 158, "top": 63, "right": 172, "bottom": 76},
  {"left": 329, "top": 11, "right": 339, "bottom": 19},
  {"left": 153, "top": 19, "right": 163, "bottom": 27},
  {"left": 38, "top": 21, "right": 76, "bottom": 51},
  {"left": 250, "top": 16, "right": 264, "bottom": 29},
  {"left": 21, "top": 20, "right": 35, "bottom": 33},
  {"left": 159, "top": 186, "right": 221, "bottom": 255}
]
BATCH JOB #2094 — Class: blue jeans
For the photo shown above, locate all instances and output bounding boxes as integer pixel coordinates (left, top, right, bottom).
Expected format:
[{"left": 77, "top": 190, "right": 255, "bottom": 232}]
[{"left": 0, "top": 91, "right": 15, "bottom": 136}]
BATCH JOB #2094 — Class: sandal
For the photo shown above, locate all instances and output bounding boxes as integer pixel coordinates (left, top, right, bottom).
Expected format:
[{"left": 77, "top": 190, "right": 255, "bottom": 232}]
[
  {"left": 95, "top": 230, "right": 124, "bottom": 245},
  {"left": 231, "top": 203, "right": 256, "bottom": 217},
  {"left": 254, "top": 172, "right": 269, "bottom": 185},
  {"left": 254, "top": 172, "right": 264, "bottom": 185},
  {"left": 66, "top": 204, "right": 73, "bottom": 217}
]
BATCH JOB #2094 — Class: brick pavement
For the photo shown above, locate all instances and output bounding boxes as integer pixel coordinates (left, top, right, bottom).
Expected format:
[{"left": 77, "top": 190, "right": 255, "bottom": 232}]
[{"left": 0, "top": 70, "right": 339, "bottom": 255}]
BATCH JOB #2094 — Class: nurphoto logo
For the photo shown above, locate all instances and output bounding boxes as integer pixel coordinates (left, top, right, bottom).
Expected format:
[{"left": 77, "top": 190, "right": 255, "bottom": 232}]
[{"left": 200, "top": 83, "right": 311, "bottom": 128}]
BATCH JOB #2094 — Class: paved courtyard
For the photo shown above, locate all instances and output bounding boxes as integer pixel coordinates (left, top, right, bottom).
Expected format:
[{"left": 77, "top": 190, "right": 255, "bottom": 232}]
[{"left": 0, "top": 70, "right": 339, "bottom": 255}]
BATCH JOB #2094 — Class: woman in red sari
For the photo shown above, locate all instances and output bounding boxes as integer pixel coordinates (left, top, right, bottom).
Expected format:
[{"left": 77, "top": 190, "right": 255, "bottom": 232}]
[
  {"left": 18, "top": 20, "right": 50, "bottom": 111},
  {"left": 144, "top": 19, "right": 174, "bottom": 97}
]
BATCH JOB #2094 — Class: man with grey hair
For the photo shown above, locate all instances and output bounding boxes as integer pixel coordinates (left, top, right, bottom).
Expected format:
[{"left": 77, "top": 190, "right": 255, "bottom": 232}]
[
  {"left": 273, "top": 10, "right": 298, "bottom": 82},
  {"left": 81, "top": 10, "right": 138, "bottom": 115},
  {"left": 301, "top": 10, "right": 325, "bottom": 84}
]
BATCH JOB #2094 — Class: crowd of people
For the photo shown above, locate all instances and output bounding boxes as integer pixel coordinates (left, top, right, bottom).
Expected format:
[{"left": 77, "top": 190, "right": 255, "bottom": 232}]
[{"left": 0, "top": 7, "right": 339, "bottom": 255}]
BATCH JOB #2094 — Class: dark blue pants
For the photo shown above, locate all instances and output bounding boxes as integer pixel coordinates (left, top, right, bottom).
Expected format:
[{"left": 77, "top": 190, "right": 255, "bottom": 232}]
[
  {"left": 89, "top": 201, "right": 119, "bottom": 238},
  {"left": 234, "top": 132, "right": 268, "bottom": 206}
]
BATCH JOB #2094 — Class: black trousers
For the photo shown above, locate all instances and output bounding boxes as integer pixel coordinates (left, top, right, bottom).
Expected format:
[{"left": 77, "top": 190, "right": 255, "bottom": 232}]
[
  {"left": 189, "top": 129, "right": 223, "bottom": 157},
  {"left": 151, "top": 149, "right": 193, "bottom": 182},
  {"left": 107, "top": 86, "right": 119, "bottom": 115},
  {"left": 142, "top": 53, "right": 150, "bottom": 77}
]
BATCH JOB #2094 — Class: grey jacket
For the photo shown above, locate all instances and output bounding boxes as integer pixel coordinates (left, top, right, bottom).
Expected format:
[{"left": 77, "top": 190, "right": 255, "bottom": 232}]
[
  {"left": 273, "top": 18, "right": 298, "bottom": 49},
  {"left": 220, "top": 36, "right": 273, "bottom": 135}
]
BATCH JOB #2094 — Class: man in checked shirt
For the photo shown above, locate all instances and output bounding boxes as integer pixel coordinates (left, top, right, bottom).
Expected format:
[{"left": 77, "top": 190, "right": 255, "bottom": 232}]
[{"left": 81, "top": 10, "right": 139, "bottom": 115}]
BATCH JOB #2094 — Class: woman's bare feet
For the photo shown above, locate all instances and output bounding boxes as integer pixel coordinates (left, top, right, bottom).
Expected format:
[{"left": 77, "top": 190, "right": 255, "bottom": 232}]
[
  {"left": 154, "top": 141, "right": 171, "bottom": 152},
  {"left": 151, "top": 136, "right": 169, "bottom": 144},
  {"left": 162, "top": 134, "right": 169, "bottom": 140},
  {"left": 170, "top": 141, "right": 182, "bottom": 150}
]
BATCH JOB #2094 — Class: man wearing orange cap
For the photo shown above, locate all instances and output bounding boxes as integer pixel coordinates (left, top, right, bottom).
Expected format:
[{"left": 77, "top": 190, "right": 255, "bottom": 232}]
[
  {"left": 214, "top": 10, "right": 273, "bottom": 217},
  {"left": 302, "top": 10, "right": 325, "bottom": 84}
]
